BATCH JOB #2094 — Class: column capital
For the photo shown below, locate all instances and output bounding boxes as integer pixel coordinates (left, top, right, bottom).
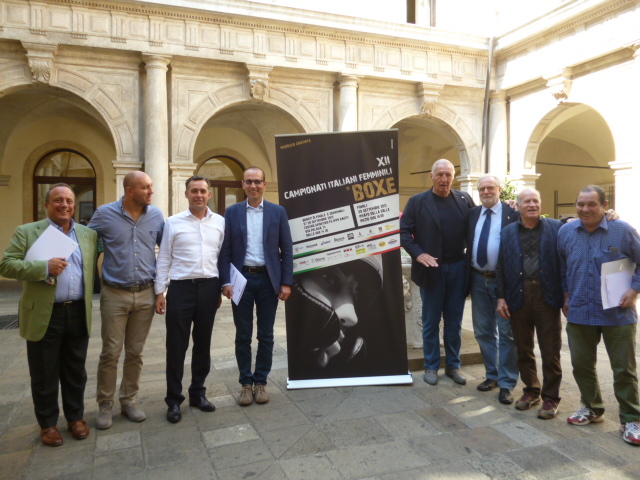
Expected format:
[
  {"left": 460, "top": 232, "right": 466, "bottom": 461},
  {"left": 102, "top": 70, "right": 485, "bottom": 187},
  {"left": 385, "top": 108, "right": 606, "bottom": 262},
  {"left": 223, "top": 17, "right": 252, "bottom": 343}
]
[
  {"left": 169, "top": 162, "right": 198, "bottom": 176},
  {"left": 337, "top": 74, "right": 361, "bottom": 87},
  {"left": 142, "top": 54, "right": 171, "bottom": 70},
  {"left": 456, "top": 175, "right": 477, "bottom": 195},
  {"left": 489, "top": 90, "right": 508, "bottom": 103}
]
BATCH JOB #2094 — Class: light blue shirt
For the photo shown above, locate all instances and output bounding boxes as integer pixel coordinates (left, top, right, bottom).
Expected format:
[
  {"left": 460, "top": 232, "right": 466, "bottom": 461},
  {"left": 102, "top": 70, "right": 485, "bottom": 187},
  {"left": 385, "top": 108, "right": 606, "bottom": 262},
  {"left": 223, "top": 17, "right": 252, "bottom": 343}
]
[
  {"left": 88, "top": 197, "right": 164, "bottom": 287},
  {"left": 48, "top": 218, "right": 84, "bottom": 302},
  {"left": 244, "top": 200, "right": 265, "bottom": 266},
  {"left": 472, "top": 201, "right": 503, "bottom": 272}
]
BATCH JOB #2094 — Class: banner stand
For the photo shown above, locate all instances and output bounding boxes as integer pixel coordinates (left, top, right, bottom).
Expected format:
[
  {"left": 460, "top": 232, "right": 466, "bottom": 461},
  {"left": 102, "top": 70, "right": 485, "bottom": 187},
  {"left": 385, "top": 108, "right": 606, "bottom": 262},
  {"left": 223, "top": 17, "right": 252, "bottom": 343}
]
[{"left": 288, "top": 372, "right": 413, "bottom": 390}]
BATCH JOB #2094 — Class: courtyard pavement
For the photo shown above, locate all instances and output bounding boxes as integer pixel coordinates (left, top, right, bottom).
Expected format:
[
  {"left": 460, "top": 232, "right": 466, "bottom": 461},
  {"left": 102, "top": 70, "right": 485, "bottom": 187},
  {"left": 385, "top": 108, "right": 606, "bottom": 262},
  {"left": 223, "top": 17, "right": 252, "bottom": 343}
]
[{"left": 0, "top": 280, "right": 639, "bottom": 480}]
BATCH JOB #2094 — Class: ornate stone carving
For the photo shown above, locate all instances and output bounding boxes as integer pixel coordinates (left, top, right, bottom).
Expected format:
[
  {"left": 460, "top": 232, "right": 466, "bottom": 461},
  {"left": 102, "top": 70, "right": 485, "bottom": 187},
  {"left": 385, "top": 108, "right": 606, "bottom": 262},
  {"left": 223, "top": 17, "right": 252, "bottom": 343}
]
[
  {"left": 544, "top": 69, "right": 573, "bottom": 104},
  {"left": 250, "top": 79, "right": 268, "bottom": 101},
  {"left": 246, "top": 65, "right": 273, "bottom": 102},
  {"left": 23, "top": 42, "right": 58, "bottom": 85},
  {"left": 418, "top": 82, "right": 443, "bottom": 117}
]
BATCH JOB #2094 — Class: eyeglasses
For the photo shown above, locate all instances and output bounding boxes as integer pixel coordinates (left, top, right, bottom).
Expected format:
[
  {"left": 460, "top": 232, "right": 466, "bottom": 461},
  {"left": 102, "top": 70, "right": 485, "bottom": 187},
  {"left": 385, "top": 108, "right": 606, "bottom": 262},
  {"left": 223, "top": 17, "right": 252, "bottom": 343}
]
[{"left": 243, "top": 179, "right": 264, "bottom": 186}]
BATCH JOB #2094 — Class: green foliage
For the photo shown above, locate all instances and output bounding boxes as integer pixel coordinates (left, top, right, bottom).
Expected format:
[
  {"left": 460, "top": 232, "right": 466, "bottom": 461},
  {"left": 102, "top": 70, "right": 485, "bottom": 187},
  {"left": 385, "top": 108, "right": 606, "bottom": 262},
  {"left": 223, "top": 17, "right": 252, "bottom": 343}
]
[{"left": 500, "top": 177, "right": 517, "bottom": 201}]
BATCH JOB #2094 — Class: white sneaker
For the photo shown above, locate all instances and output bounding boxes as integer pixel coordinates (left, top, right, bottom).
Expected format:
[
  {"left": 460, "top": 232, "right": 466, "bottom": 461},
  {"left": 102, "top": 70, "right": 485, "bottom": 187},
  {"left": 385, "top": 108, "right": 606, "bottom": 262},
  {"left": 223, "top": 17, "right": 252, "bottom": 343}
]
[{"left": 621, "top": 421, "right": 640, "bottom": 446}]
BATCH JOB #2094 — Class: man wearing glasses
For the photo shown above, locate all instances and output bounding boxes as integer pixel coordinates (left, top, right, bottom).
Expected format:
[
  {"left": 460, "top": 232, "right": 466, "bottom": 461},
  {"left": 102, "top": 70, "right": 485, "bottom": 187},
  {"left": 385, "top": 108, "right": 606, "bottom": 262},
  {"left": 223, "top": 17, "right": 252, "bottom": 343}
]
[{"left": 220, "top": 167, "right": 293, "bottom": 406}]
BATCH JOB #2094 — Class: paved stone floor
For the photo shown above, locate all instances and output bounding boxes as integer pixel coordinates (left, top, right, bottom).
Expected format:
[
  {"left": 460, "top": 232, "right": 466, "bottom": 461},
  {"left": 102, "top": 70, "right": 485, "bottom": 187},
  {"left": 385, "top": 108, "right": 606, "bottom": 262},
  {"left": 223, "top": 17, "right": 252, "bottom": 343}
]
[{"left": 1, "top": 280, "right": 639, "bottom": 480}]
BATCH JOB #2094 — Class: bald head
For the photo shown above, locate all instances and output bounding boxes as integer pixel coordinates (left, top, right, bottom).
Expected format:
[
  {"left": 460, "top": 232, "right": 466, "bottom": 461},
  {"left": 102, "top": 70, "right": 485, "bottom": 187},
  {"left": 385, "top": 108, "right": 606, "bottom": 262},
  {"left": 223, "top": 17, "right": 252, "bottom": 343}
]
[
  {"left": 123, "top": 171, "right": 154, "bottom": 208},
  {"left": 123, "top": 171, "right": 150, "bottom": 190}
]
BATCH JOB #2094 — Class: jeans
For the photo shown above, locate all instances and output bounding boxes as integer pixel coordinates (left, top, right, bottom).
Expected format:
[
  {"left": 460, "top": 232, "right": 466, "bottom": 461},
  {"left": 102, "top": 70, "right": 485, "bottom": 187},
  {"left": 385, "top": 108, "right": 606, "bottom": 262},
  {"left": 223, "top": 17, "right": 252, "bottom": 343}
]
[
  {"left": 419, "top": 259, "right": 466, "bottom": 371},
  {"left": 567, "top": 322, "right": 640, "bottom": 423},
  {"left": 471, "top": 271, "right": 518, "bottom": 389},
  {"left": 232, "top": 271, "right": 279, "bottom": 386}
]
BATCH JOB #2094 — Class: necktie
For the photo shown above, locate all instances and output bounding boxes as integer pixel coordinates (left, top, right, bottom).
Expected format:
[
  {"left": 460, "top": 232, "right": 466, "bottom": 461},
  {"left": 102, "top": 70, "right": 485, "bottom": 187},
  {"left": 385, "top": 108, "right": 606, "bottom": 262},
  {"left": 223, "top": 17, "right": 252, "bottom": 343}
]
[{"left": 477, "top": 209, "right": 492, "bottom": 269}]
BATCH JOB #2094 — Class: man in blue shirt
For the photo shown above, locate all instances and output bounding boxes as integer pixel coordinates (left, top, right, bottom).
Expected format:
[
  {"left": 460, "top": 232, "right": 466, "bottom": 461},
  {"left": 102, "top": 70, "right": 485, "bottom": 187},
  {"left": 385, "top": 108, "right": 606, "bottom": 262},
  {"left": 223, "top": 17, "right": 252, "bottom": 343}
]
[
  {"left": 88, "top": 171, "right": 164, "bottom": 430},
  {"left": 558, "top": 185, "right": 640, "bottom": 446}
]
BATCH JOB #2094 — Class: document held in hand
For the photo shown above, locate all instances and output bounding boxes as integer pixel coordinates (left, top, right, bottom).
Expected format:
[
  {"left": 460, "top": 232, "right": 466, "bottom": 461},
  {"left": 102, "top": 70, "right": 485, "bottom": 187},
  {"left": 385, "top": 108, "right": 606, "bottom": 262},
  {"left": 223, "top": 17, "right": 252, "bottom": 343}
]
[
  {"left": 230, "top": 263, "right": 248, "bottom": 306},
  {"left": 601, "top": 258, "right": 636, "bottom": 309},
  {"left": 25, "top": 225, "right": 79, "bottom": 262}
]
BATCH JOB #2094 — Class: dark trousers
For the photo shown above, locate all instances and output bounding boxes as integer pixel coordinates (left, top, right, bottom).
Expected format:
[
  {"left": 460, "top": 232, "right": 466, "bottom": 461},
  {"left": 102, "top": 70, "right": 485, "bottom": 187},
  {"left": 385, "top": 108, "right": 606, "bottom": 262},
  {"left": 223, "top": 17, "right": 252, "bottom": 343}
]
[
  {"left": 232, "top": 271, "right": 279, "bottom": 386},
  {"left": 165, "top": 277, "right": 219, "bottom": 407},
  {"left": 566, "top": 322, "right": 640, "bottom": 424},
  {"left": 510, "top": 280, "right": 562, "bottom": 402},
  {"left": 419, "top": 259, "right": 466, "bottom": 370},
  {"left": 26, "top": 301, "right": 89, "bottom": 428}
]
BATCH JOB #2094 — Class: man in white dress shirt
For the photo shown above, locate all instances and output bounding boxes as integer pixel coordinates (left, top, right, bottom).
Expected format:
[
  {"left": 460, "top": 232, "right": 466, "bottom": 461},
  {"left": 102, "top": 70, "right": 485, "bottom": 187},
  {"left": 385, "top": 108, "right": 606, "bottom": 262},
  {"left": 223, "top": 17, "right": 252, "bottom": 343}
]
[{"left": 154, "top": 175, "right": 225, "bottom": 423}]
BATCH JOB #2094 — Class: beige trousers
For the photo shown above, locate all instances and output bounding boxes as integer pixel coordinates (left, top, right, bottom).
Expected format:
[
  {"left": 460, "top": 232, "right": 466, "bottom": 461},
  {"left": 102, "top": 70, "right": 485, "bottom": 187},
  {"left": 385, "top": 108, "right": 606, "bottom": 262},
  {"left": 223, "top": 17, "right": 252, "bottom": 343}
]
[{"left": 96, "top": 285, "right": 155, "bottom": 405}]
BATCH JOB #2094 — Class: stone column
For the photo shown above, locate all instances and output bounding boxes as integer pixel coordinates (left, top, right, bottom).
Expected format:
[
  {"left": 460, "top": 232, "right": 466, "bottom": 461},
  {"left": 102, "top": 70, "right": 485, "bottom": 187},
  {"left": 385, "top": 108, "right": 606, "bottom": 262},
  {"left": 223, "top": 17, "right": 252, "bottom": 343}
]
[
  {"left": 142, "top": 54, "right": 171, "bottom": 217},
  {"left": 488, "top": 91, "right": 508, "bottom": 176},
  {"left": 338, "top": 74, "right": 359, "bottom": 132}
]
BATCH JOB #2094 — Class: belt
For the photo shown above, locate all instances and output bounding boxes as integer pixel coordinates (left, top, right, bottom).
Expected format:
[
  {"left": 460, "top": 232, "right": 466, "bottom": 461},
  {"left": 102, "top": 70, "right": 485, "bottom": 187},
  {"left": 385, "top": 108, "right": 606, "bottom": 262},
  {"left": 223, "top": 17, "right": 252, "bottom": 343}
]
[
  {"left": 103, "top": 280, "right": 154, "bottom": 293},
  {"left": 473, "top": 268, "right": 496, "bottom": 278},
  {"left": 243, "top": 265, "right": 267, "bottom": 273},
  {"left": 171, "top": 277, "right": 217, "bottom": 284},
  {"left": 53, "top": 299, "right": 84, "bottom": 307}
]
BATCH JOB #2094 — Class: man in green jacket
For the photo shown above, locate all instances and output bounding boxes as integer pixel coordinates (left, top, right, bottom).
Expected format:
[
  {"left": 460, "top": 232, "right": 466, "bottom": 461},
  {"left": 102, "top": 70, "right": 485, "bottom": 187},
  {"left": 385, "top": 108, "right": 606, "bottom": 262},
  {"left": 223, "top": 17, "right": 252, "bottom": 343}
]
[{"left": 0, "top": 183, "right": 97, "bottom": 447}]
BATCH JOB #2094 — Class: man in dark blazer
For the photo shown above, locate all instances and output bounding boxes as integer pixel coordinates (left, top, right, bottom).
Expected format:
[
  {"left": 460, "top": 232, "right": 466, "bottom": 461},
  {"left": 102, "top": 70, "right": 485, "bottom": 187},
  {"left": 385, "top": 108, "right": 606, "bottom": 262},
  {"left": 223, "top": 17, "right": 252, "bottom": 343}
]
[
  {"left": 496, "top": 188, "right": 564, "bottom": 420},
  {"left": 400, "top": 159, "right": 475, "bottom": 386},
  {"left": 220, "top": 166, "right": 293, "bottom": 406},
  {"left": 466, "top": 174, "right": 519, "bottom": 404},
  {"left": 0, "top": 183, "right": 97, "bottom": 446}
]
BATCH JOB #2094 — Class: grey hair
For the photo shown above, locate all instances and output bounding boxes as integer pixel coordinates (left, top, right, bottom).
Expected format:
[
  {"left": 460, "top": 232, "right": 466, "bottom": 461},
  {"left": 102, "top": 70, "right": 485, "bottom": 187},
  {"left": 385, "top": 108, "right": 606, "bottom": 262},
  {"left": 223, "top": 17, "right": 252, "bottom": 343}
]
[
  {"left": 431, "top": 159, "right": 455, "bottom": 174},
  {"left": 516, "top": 188, "right": 541, "bottom": 204},
  {"left": 476, "top": 174, "right": 502, "bottom": 188}
]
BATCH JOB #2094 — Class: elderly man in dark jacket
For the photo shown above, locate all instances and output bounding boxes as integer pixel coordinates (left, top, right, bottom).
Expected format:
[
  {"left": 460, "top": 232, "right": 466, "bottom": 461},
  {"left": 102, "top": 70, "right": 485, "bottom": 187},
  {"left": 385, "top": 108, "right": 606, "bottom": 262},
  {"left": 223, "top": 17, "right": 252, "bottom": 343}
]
[{"left": 496, "top": 188, "right": 564, "bottom": 420}]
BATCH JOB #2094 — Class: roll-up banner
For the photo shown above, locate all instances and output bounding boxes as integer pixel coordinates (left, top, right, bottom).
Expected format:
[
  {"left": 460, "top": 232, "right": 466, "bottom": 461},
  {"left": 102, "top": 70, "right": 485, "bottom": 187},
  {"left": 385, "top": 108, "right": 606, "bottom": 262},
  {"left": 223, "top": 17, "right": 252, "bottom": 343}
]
[{"left": 276, "top": 129, "right": 412, "bottom": 389}]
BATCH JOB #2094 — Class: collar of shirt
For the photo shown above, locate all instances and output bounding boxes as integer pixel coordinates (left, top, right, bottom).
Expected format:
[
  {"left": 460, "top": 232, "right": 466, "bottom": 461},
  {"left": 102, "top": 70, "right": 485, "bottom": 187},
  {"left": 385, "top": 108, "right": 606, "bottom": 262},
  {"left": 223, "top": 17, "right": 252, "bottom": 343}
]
[
  {"left": 187, "top": 206, "right": 215, "bottom": 220},
  {"left": 245, "top": 199, "right": 264, "bottom": 211},
  {"left": 577, "top": 216, "right": 608, "bottom": 232},
  {"left": 481, "top": 201, "right": 502, "bottom": 217},
  {"left": 117, "top": 196, "right": 148, "bottom": 219},
  {"left": 48, "top": 217, "right": 76, "bottom": 234}
]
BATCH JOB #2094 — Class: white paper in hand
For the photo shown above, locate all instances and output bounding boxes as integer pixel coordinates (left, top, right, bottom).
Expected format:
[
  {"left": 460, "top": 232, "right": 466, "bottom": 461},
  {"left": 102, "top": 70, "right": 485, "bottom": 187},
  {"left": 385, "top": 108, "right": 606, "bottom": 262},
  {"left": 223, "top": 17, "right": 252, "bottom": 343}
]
[
  {"left": 25, "top": 225, "right": 79, "bottom": 261},
  {"left": 230, "top": 264, "right": 247, "bottom": 305}
]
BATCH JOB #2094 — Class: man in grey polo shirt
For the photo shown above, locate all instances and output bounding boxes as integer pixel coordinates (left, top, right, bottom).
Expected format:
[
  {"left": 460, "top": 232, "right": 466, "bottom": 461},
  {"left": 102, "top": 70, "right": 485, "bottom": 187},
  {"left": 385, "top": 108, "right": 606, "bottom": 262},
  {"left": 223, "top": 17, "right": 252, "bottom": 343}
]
[{"left": 88, "top": 171, "right": 164, "bottom": 429}]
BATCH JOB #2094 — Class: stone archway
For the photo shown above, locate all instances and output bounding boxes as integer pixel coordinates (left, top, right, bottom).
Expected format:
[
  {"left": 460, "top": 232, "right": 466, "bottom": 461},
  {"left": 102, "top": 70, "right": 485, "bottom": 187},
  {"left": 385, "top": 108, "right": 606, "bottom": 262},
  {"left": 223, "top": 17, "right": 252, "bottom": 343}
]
[
  {"left": 0, "top": 84, "right": 117, "bottom": 240},
  {"left": 369, "top": 99, "right": 481, "bottom": 186},
  {"left": 525, "top": 103, "right": 615, "bottom": 219},
  {"left": 171, "top": 101, "right": 306, "bottom": 213},
  {"left": 173, "top": 81, "right": 320, "bottom": 167}
]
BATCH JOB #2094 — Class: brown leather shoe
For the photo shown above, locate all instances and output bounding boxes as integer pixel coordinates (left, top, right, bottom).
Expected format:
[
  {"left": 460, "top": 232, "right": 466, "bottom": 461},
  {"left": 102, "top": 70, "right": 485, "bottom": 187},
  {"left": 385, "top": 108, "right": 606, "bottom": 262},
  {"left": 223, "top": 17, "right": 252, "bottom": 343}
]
[
  {"left": 41, "top": 426, "right": 63, "bottom": 447},
  {"left": 254, "top": 384, "right": 270, "bottom": 405},
  {"left": 67, "top": 419, "right": 90, "bottom": 440},
  {"left": 238, "top": 384, "right": 254, "bottom": 406}
]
